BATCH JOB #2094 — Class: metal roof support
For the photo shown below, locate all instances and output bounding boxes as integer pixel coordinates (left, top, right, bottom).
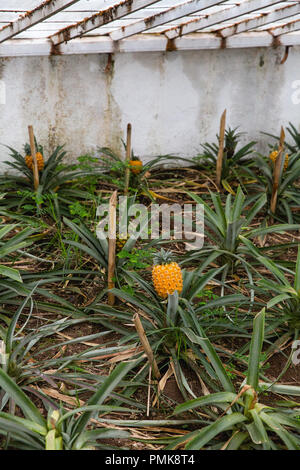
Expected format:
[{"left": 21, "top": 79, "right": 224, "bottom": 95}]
[
  {"left": 163, "top": 0, "right": 285, "bottom": 39},
  {"left": 212, "top": 2, "right": 300, "bottom": 38},
  {"left": 49, "top": 0, "right": 162, "bottom": 46},
  {"left": 109, "top": 0, "right": 226, "bottom": 41},
  {"left": 0, "top": 0, "right": 80, "bottom": 44}
]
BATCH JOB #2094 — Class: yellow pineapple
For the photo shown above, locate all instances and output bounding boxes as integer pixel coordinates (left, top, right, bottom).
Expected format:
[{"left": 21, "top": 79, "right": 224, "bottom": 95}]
[
  {"left": 269, "top": 150, "right": 289, "bottom": 171},
  {"left": 284, "top": 154, "right": 289, "bottom": 171},
  {"left": 24, "top": 142, "right": 44, "bottom": 172},
  {"left": 129, "top": 156, "right": 143, "bottom": 175},
  {"left": 152, "top": 249, "right": 183, "bottom": 299},
  {"left": 25, "top": 152, "right": 44, "bottom": 171}
]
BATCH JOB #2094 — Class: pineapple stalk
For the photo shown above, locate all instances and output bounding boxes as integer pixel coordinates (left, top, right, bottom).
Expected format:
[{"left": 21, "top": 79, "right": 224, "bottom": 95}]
[
  {"left": 107, "top": 190, "right": 117, "bottom": 306},
  {"left": 216, "top": 109, "right": 226, "bottom": 189},
  {"left": 28, "top": 125, "right": 40, "bottom": 191},
  {"left": 124, "top": 123, "right": 132, "bottom": 196}
]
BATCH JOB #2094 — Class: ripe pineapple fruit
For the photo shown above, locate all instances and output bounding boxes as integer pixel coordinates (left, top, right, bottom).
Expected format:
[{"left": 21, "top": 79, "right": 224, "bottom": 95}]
[
  {"left": 152, "top": 249, "right": 183, "bottom": 299},
  {"left": 269, "top": 150, "right": 289, "bottom": 171},
  {"left": 129, "top": 156, "right": 143, "bottom": 175},
  {"left": 24, "top": 143, "right": 44, "bottom": 172}
]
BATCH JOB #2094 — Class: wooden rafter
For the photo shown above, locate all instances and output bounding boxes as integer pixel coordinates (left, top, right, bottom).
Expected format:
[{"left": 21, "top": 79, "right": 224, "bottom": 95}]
[
  {"left": 162, "top": 0, "right": 286, "bottom": 39},
  {"left": 109, "top": 0, "right": 226, "bottom": 41},
  {"left": 0, "top": 0, "right": 80, "bottom": 43},
  {"left": 211, "top": 2, "right": 300, "bottom": 38},
  {"left": 269, "top": 16, "right": 300, "bottom": 36},
  {"left": 49, "top": 0, "right": 162, "bottom": 46}
]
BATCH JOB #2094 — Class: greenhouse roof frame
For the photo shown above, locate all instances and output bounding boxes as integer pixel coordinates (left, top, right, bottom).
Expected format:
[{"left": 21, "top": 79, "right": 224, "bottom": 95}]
[{"left": 0, "top": 0, "right": 299, "bottom": 56}]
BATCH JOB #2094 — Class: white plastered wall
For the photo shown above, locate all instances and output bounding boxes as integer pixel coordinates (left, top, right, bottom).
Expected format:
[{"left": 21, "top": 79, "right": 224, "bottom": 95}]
[{"left": 0, "top": 45, "right": 299, "bottom": 167}]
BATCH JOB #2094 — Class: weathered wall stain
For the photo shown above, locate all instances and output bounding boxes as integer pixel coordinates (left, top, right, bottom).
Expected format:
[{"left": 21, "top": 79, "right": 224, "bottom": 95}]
[
  {"left": 103, "top": 52, "right": 123, "bottom": 156},
  {"left": 0, "top": 58, "right": 10, "bottom": 80}
]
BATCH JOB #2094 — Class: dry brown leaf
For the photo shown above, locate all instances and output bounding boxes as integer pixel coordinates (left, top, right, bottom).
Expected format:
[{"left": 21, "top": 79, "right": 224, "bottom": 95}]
[
  {"left": 108, "top": 346, "right": 144, "bottom": 363},
  {"left": 34, "top": 386, "right": 84, "bottom": 407},
  {"left": 152, "top": 364, "right": 174, "bottom": 407}
]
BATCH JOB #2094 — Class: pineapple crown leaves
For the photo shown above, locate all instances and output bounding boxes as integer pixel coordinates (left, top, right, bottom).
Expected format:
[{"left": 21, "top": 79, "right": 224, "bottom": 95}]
[
  {"left": 215, "top": 127, "right": 244, "bottom": 148},
  {"left": 24, "top": 137, "right": 43, "bottom": 156},
  {"left": 130, "top": 154, "right": 141, "bottom": 162},
  {"left": 153, "top": 248, "right": 175, "bottom": 266},
  {"left": 121, "top": 139, "right": 141, "bottom": 161},
  {"left": 24, "top": 143, "right": 31, "bottom": 155},
  {"left": 225, "top": 126, "right": 245, "bottom": 143}
]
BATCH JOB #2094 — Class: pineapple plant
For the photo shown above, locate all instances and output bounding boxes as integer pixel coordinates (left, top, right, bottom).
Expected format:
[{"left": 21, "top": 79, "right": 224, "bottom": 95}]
[
  {"left": 24, "top": 142, "right": 44, "bottom": 172},
  {"left": 269, "top": 149, "right": 289, "bottom": 171},
  {"left": 152, "top": 249, "right": 183, "bottom": 299},
  {"left": 193, "top": 126, "right": 256, "bottom": 184},
  {"left": 223, "top": 127, "right": 243, "bottom": 159}
]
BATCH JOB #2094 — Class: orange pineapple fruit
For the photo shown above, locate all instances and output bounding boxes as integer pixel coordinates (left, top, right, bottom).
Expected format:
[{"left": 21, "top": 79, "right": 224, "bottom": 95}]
[
  {"left": 24, "top": 142, "right": 44, "bottom": 172},
  {"left": 152, "top": 249, "right": 183, "bottom": 299},
  {"left": 129, "top": 156, "right": 143, "bottom": 175},
  {"left": 25, "top": 152, "right": 44, "bottom": 171},
  {"left": 269, "top": 150, "right": 289, "bottom": 171}
]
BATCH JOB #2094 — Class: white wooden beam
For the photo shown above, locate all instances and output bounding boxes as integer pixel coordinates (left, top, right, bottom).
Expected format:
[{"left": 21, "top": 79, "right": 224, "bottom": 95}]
[
  {"left": 269, "top": 17, "right": 300, "bottom": 36},
  {"left": 109, "top": 0, "right": 226, "bottom": 41},
  {"left": 163, "top": 0, "right": 284, "bottom": 39},
  {"left": 2, "top": 30, "right": 300, "bottom": 57},
  {"left": 213, "top": 2, "right": 300, "bottom": 38},
  {"left": 49, "top": 0, "right": 162, "bottom": 46},
  {"left": 0, "top": 0, "right": 45, "bottom": 10},
  {"left": 0, "top": 0, "right": 81, "bottom": 44}
]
